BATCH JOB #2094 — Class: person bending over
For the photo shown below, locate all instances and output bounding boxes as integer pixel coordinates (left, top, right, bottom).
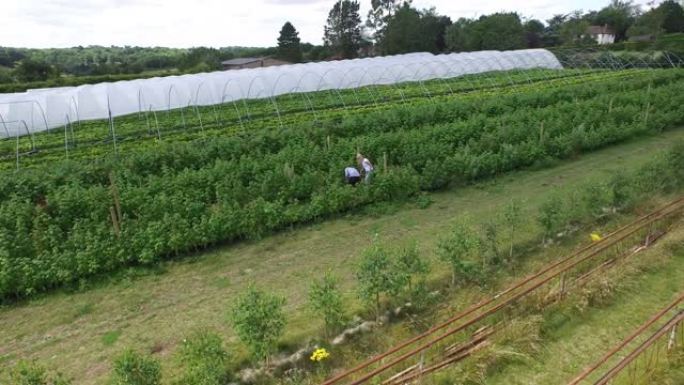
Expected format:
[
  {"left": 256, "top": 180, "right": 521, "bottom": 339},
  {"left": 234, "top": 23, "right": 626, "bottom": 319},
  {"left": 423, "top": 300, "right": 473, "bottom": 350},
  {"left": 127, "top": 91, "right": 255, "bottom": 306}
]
[{"left": 344, "top": 166, "right": 361, "bottom": 186}]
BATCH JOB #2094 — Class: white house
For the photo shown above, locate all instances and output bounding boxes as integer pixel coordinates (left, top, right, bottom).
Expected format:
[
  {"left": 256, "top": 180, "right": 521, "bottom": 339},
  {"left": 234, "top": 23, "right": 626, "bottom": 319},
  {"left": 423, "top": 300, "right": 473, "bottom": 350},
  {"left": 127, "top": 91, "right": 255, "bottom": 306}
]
[{"left": 586, "top": 25, "right": 616, "bottom": 45}]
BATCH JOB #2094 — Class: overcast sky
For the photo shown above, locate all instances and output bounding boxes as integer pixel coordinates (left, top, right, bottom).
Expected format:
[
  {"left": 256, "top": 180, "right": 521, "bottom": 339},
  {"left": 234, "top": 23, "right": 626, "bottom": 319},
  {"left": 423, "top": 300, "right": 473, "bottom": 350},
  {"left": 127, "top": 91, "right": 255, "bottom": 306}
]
[{"left": 3, "top": 0, "right": 656, "bottom": 48}]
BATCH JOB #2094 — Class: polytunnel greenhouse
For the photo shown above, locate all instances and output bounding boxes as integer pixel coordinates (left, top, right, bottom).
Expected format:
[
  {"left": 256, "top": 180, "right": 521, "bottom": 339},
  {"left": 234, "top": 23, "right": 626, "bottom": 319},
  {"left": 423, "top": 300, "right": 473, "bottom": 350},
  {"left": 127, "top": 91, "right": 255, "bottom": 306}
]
[{"left": 0, "top": 49, "right": 563, "bottom": 137}]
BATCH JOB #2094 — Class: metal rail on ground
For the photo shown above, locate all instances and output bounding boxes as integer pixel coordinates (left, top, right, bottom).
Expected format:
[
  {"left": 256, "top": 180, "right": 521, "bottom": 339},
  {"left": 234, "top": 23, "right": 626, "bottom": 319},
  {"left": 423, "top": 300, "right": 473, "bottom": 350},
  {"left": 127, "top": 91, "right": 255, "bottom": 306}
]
[
  {"left": 567, "top": 292, "right": 684, "bottom": 385},
  {"left": 322, "top": 197, "right": 684, "bottom": 385}
]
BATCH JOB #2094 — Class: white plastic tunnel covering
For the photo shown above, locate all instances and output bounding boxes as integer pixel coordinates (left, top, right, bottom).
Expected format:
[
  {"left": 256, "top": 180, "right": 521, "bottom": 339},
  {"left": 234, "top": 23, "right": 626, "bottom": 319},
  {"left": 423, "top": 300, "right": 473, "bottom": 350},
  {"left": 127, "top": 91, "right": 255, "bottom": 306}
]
[{"left": 0, "top": 49, "right": 562, "bottom": 138}]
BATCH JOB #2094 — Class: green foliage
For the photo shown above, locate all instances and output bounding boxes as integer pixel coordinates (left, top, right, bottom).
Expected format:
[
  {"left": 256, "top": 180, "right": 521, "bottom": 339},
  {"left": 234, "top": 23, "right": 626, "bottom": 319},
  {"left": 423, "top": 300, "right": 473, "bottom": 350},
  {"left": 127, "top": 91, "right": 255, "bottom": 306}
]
[
  {"left": 437, "top": 219, "right": 481, "bottom": 286},
  {"left": 308, "top": 271, "right": 346, "bottom": 334},
  {"left": 559, "top": 12, "right": 592, "bottom": 45},
  {"left": 594, "top": 0, "right": 639, "bottom": 41},
  {"left": 356, "top": 240, "right": 404, "bottom": 318},
  {"left": 8, "top": 361, "right": 72, "bottom": 385},
  {"left": 379, "top": 4, "right": 451, "bottom": 55},
  {"left": 366, "top": 0, "right": 410, "bottom": 40},
  {"left": 102, "top": 330, "right": 122, "bottom": 346},
  {"left": 324, "top": 0, "right": 362, "bottom": 59},
  {"left": 537, "top": 193, "right": 567, "bottom": 243},
  {"left": 580, "top": 183, "right": 612, "bottom": 220},
  {"left": 627, "top": 8, "right": 665, "bottom": 38},
  {"left": 394, "top": 241, "right": 430, "bottom": 293},
  {"left": 481, "top": 220, "right": 502, "bottom": 267},
  {"left": 445, "top": 13, "right": 525, "bottom": 52},
  {"left": 2, "top": 70, "right": 684, "bottom": 300},
  {"left": 659, "top": 0, "right": 684, "bottom": 33},
  {"left": 503, "top": 199, "right": 523, "bottom": 261},
  {"left": 607, "top": 171, "right": 636, "bottom": 210},
  {"left": 14, "top": 58, "right": 60, "bottom": 82},
  {"left": 110, "top": 349, "right": 161, "bottom": 385},
  {"left": 277, "top": 22, "right": 303, "bottom": 63},
  {"left": 229, "top": 285, "right": 286, "bottom": 361},
  {"left": 665, "top": 140, "right": 684, "bottom": 188},
  {"left": 524, "top": 19, "right": 545, "bottom": 48},
  {"left": 177, "top": 330, "right": 229, "bottom": 385}
]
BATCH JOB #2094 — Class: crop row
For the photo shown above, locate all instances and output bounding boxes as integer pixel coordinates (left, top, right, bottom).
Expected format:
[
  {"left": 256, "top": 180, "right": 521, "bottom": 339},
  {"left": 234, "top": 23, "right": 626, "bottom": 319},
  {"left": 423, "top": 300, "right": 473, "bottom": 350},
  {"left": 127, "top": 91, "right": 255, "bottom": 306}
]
[
  {"left": 0, "top": 69, "right": 616, "bottom": 163},
  {"left": 0, "top": 69, "right": 683, "bottom": 299},
  {"left": 0, "top": 69, "right": 658, "bottom": 170}
]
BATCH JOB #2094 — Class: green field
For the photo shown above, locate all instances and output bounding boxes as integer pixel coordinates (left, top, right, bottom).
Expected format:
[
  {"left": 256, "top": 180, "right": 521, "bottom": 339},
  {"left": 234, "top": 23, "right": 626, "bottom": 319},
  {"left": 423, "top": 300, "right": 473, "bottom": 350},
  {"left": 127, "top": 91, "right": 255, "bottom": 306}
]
[
  {"left": 2, "top": 68, "right": 684, "bottom": 301},
  {"left": 1, "top": 67, "right": 684, "bottom": 384},
  {"left": 1, "top": 128, "right": 683, "bottom": 384}
]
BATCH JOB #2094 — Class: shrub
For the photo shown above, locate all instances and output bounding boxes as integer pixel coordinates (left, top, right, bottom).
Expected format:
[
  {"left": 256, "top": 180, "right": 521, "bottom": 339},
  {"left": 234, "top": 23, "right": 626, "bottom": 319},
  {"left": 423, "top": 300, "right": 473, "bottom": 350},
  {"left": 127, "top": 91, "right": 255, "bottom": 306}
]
[
  {"left": 356, "top": 241, "right": 405, "bottom": 319},
  {"left": 230, "top": 285, "right": 286, "bottom": 362},
  {"left": 309, "top": 271, "right": 346, "bottom": 335},
  {"left": 9, "top": 361, "right": 59, "bottom": 385},
  {"left": 607, "top": 171, "right": 636, "bottom": 210},
  {"left": 580, "top": 182, "right": 612, "bottom": 220},
  {"left": 110, "top": 349, "right": 161, "bottom": 385},
  {"left": 502, "top": 198, "right": 523, "bottom": 262},
  {"left": 537, "top": 193, "right": 567, "bottom": 243},
  {"left": 394, "top": 241, "right": 430, "bottom": 294},
  {"left": 177, "top": 330, "right": 229, "bottom": 385},
  {"left": 437, "top": 219, "right": 481, "bottom": 286}
]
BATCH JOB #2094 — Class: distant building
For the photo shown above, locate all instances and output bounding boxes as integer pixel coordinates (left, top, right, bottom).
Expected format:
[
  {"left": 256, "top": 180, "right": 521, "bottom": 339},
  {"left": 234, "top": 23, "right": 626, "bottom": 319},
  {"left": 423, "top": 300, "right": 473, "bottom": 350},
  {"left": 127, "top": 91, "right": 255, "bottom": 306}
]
[
  {"left": 221, "top": 57, "right": 291, "bottom": 70},
  {"left": 586, "top": 25, "right": 616, "bottom": 45}
]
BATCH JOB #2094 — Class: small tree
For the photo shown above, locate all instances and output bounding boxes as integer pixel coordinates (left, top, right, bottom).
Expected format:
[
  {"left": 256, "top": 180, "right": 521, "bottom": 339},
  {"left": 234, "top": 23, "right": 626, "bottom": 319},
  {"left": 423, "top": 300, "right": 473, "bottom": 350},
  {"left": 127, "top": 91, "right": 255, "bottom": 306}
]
[
  {"left": 538, "top": 193, "right": 566, "bottom": 244},
  {"left": 230, "top": 285, "right": 286, "bottom": 362},
  {"left": 110, "top": 349, "right": 161, "bottom": 385},
  {"left": 503, "top": 199, "right": 522, "bottom": 262},
  {"left": 309, "top": 271, "right": 346, "bottom": 335},
  {"left": 608, "top": 171, "right": 635, "bottom": 210},
  {"left": 437, "top": 219, "right": 480, "bottom": 286},
  {"left": 480, "top": 220, "right": 501, "bottom": 268},
  {"left": 581, "top": 183, "right": 612, "bottom": 220},
  {"left": 277, "top": 22, "right": 303, "bottom": 63},
  {"left": 356, "top": 241, "right": 403, "bottom": 319},
  {"left": 394, "top": 241, "right": 429, "bottom": 293},
  {"left": 178, "top": 330, "right": 229, "bottom": 385}
]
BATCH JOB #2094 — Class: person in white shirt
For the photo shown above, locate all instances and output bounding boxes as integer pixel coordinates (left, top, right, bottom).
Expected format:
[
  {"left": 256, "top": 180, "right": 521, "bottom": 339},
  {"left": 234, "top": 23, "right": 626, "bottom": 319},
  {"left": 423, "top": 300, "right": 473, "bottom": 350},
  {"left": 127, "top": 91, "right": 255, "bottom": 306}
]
[
  {"left": 356, "top": 153, "right": 374, "bottom": 184},
  {"left": 344, "top": 166, "right": 361, "bottom": 185}
]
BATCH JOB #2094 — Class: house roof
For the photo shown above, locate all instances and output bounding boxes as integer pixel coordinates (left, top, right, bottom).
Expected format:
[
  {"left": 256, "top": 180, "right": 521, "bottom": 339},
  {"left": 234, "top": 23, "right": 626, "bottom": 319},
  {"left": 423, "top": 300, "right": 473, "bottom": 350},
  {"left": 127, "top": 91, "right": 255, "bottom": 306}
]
[
  {"left": 587, "top": 25, "right": 615, "bottom": 36},
  {"left": 221, "top": 57, "right": 264, "bottom": 66}
]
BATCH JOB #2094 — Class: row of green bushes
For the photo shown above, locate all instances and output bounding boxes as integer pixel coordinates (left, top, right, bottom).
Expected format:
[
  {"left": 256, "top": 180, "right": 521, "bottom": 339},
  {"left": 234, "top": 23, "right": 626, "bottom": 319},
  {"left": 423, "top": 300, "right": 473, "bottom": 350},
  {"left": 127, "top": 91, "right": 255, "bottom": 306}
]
[
  {"left": 1, "top": 71, "right": 684, "bottom": 299},
  {"left": 0, "top": 69, "right": 181, "bottom": 94}
]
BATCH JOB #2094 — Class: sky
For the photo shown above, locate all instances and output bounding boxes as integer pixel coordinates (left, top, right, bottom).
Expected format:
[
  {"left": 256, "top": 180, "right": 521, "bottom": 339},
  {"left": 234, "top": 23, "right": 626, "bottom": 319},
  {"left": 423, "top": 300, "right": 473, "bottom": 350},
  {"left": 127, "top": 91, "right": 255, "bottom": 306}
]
[{"left": 2, "top": 0, "right": 657, "bottom": 48}]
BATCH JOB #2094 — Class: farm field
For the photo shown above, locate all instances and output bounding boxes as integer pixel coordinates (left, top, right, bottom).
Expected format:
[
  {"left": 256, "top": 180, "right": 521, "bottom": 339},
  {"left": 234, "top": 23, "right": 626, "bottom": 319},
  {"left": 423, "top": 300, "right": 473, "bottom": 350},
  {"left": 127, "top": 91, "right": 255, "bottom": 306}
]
[
  {"left": 0, "top": 68, "right": 607, "bottom": 162},
  {"left": 1, "top": 127, "right": 683, "bottom": 384},
  {"left": 2, "top": 68, "right": 684, "bottom": 302}
]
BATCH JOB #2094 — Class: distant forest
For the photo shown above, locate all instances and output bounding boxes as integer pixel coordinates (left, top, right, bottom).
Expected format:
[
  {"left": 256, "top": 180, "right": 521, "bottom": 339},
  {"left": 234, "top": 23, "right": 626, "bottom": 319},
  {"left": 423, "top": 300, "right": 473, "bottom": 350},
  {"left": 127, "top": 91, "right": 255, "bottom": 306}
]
[{"left": 1, "top": 0, "right": 684, "bottom": 93}]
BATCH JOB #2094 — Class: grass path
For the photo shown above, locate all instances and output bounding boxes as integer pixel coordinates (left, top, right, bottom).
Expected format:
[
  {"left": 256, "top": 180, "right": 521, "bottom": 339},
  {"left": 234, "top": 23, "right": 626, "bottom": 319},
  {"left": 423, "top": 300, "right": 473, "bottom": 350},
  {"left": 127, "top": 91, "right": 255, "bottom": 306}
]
[{"left": 1, "top": 129, "right": 684, "bottom": 384}]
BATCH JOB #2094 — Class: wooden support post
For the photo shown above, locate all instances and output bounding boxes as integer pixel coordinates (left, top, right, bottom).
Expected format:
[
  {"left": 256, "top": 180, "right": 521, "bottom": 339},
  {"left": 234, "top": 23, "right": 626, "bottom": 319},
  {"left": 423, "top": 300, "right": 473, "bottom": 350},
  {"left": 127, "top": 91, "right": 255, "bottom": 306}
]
[
  {"left": 110, "top": 206, "right": 120, "bottom": 237},
  {"left": 109, "top": 172, "right": 122, "bottom": 229}
]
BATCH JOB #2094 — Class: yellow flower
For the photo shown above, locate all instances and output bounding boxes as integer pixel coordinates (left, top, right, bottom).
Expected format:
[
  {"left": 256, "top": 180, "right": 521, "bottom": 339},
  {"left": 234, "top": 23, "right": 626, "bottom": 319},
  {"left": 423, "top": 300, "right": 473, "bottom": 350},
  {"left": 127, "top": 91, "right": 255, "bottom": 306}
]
[
  {"left": 590, "top": 232, "right": 602, "bottom": 242},
  {"left": 310, "top": 347, "right": 330, "bottom": 362}
]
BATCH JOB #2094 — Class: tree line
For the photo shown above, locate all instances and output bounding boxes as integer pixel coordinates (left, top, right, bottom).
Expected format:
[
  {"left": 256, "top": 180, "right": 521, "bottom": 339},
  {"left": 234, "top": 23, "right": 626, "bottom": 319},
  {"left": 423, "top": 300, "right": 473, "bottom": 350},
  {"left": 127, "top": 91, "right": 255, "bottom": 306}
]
[{"left": 1, "top": 0, "right": 684, "bottom": 87}]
